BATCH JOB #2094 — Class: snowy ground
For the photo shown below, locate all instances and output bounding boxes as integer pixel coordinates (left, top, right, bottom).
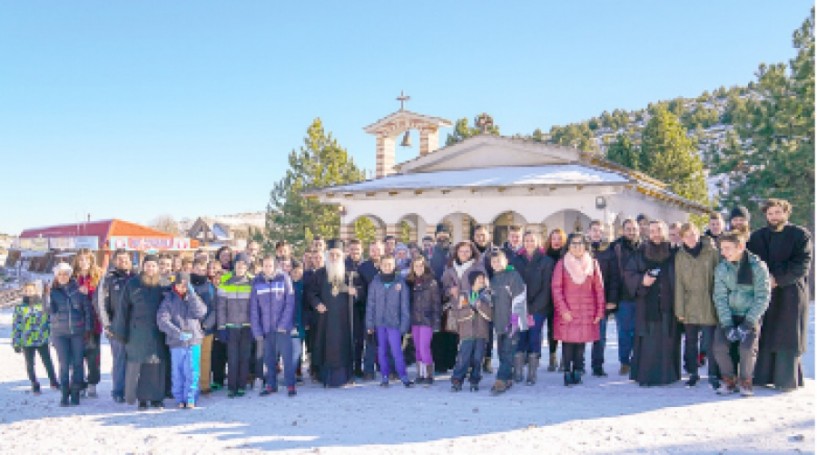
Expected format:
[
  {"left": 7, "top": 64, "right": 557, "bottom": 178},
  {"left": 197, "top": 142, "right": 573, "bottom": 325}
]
[{"left": 0, "top": 305, "right": 813, "bottom": 455}]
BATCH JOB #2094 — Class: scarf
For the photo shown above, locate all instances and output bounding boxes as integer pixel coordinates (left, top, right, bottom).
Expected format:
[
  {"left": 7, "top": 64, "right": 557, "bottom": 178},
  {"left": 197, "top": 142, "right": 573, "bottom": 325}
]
[
  {"left": 644, "top": 241, "right": 671, "bottom": 264},
  {"left": 381, "top": 272, "right": 396, "bottom": 283},
  {"left": 191, "top": 273, "right": 208, "bottom": 286},
  {"left": 453, "top": 259, "right": 474, "bottom": 279},
  {"left": 563, "top": 252, "right": 594, "bottom": 285},
  {"left": 683, "top": 240, "right": 703, "bottom": 258},
  {"left": 546, "top": 247, "right": 562, "bottom": 263}
]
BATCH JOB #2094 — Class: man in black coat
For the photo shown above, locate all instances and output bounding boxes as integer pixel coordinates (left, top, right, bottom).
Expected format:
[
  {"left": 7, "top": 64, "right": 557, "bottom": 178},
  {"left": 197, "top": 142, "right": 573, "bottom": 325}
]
[
  {"left": 429, "top": 225, "right": 451, "bottom": 284},
  {"left": 357, "top": 240, "right": 382, "bottom": 380},
  {"left": 111, "top": 254, "right": 169, "bottom": 410},
  {"left": 612, "top": 218, "right": 642, "bottom": 376},
  {"left": 96, "top": 248, "right": 134, "bottom": 403},
  {"left": 345, "top": 239, "right": 368, "bottom": 378},
  {"left": 747, "top": 198, "right": 813, "bottom": 391},
  {"left": 588, "top": 221, "right": 621, "bottom": 377}
]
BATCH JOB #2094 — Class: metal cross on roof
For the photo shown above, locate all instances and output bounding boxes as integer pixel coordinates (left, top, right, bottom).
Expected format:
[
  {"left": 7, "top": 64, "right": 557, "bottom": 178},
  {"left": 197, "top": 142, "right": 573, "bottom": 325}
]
[{"left": 396, "top": 90, "right": 410, "bottom": 111}]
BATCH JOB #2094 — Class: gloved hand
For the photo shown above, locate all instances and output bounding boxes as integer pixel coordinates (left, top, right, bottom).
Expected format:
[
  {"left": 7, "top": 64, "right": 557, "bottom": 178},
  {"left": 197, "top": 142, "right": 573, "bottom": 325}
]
[
  {"left": 179, "top": 332, "right": 193, "bottom": 342},
  {"left": 724, "top": 326, "right": 741, "bottom": 343},
  {"left": 13, "top": 346, "right": 21, "bottom": 354},
  {"left": 736, "top": 320, "right": 755, "bottom": 342}
]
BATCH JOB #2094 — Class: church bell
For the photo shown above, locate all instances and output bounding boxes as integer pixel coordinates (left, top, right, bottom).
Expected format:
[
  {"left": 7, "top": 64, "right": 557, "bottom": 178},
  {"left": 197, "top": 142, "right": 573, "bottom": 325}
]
[{"left": 400, "top": 131, "right": 412, "bottom": 147}]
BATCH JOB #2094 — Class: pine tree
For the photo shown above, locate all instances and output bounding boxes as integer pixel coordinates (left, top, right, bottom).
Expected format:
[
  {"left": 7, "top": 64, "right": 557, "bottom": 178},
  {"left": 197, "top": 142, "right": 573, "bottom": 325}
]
[
  {"left": 718, "top": 9, "right": 814, "bottom": 231},
  {"left": 606, "top": 134, "right": 640, "bottom": 170},
  {"left": 640, "top": 107, "right": 710, "bottom": 205},
  {"left": 445, "top": 114, "right": 500, "bottom": 145},
  {"left": 265, "top": 118, "right": 365, "bottom": 254}
]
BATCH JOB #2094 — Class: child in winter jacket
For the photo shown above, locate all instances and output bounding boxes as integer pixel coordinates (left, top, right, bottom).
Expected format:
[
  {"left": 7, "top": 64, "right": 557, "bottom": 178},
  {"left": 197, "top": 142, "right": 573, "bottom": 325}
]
[
  {"left": 157, "top": 272, "right": 207, "bottom": 409},
  {"left": 451, "top": 271, "right": 493, "bottom": 392},
  {"left": 250, "top": 255, "right": 297, "bottom": 397},
  {"left": 366, "top": 255, "right": 413, "bottom": 387},
  {"left": 488, "top": 250, "right": 529, "bottom": 395},
  {"left": 12, "top": 281, "right": 58, "bottom": 394},
  {"left": 216, "top": 254, "right": 254, "bottom": 397}
]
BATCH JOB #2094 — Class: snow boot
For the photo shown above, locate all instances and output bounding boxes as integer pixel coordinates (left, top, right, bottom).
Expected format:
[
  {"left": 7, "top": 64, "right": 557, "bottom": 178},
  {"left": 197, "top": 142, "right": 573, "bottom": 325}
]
[
  {"left": 685, "top": 374, "right": 700, "bottom": 387},
  {"left": 572, "top": 370, "right": 583, "bottom": 385},
  {"left": 426, "top": 363, "right": 435, "bottom": 385},
  {"left": 482, "top": 357, "right": 493, "bottom": 374},
  {"left": 592, "top": 367, "right": 608, "bottom": 377},
  {"left": 548, "top": 352, "right": 558, "bottom": 372},
  {"left": 490, "top": 380, "right": 508, "bottom": 396},
  {"left": 526, "top": 354, "right": 539, "bottom": 385},
  {"left": 563, "top": 372, "right": 572, "bottom": 387},
  {"left": 451, "top": 379, "right": 462, "bottom": 392},
  {"left": 716, "top": 376, "right": 738, "bottom": 395},
  {"left": 738, "top": 379, "right": 754, "bottom": 397},
  {"left": 59, "top": 386, "right": 70, "bottom": 407},
  {"left": 513, "top": 352, "right": 526, "bottom": 383},
  {"left": 69, "top": 385, "right": 81, "bottom": 406}
]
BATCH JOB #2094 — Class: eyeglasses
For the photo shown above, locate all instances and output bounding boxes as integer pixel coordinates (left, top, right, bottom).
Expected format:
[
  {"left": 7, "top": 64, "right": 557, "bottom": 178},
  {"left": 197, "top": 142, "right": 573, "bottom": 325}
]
[{"left": 569, "top": 242, "right": 584, "bottom": 246}]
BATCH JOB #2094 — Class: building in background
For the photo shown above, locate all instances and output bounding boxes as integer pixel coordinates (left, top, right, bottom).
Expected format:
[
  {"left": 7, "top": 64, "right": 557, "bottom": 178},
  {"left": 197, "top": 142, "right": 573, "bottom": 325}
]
[{"left": 186, "top": 212, "right": 266, "bottom": 250}]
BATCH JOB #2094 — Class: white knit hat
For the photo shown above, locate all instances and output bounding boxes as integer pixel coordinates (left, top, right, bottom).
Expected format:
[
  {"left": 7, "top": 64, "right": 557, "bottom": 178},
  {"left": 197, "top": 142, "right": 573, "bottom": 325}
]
[{"left": 52, "top": 262, "right": 73, "bottom": 276}]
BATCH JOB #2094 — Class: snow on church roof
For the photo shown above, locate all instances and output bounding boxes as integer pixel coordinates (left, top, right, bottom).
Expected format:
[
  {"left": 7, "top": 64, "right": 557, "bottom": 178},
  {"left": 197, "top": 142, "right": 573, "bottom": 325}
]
[{"left": 319, "top": 164, "right": 629, "bottom": 193}]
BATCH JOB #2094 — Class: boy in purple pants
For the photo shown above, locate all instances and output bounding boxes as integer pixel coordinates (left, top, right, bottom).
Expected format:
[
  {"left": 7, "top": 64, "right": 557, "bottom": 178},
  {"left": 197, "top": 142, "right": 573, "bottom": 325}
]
[{"left": 366, "top": 256, "right": 413, "bottom": 387}]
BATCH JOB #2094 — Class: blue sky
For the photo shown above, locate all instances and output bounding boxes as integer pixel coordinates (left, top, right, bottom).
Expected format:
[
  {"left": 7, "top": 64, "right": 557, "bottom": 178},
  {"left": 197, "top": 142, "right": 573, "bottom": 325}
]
[{"left": 0, "top": 1, "right": 810, "bottom": 235}]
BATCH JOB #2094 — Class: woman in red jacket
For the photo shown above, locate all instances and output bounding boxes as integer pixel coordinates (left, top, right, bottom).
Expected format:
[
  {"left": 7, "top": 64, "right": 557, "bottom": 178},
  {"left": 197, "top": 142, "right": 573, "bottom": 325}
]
[{"left": 552, "top": 233, "right": 605, "bottom": 386}]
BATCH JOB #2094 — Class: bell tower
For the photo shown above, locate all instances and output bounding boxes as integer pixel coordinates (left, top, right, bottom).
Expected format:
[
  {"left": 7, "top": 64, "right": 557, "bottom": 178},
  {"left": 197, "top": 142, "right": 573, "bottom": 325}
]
[{"left": 363, "top": 91, "right": 452, "bottom": 178}]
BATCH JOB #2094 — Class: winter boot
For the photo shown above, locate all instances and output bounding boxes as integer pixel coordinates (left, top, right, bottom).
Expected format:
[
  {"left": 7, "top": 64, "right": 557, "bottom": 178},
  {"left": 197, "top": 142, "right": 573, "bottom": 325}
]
[
  {"left": 548, "top": 352, "right": 558, "bottom": 372},
  {"left": 415, "top": 362, "right": 426, "bottom": 385},
  {"left": 138, "top": 401, "right": 149, "bottom": 411},
  {"left": 426, "top": 363, "right": 435, "bottom": 385},
  {"left": 87, "top": 384, "right": 98, "bottom": 398},
  {"left": 526, "top": 354, "right": 539, "bottom": 385},
  {"left": 287, "top": 386, "right": 297, "bottom": 397},
  {"left": 738, "top": 379, "right": 754, "bottom": 397},
  {"left": 482, "top": 357, "right": 493, "bottom": 374},
  {"left": 59, "top": 386, "right": 70, "bottom": 407},
  {"left": 563, "top": 372, "right": 572, "bottom": 387},
  {"left": 685, "top": 374, "right": 700, "bottom": 387},
  {"left": 451, "top": 379, "right": 462, "bottom": 392},
  {"left": 592, "top": 367, "right": 608, "bottom": 377},
  {"left": 513, "top": 352, "right": 526, "bottom": 383},
  {"left": 716, "top": 376, "right": 738, "bottom": 395},
  {"left": 572, "top": 370, "right": 583, "bottom": 385},
  {"left": 69, "top": 385, "right": 81, "bottom": 406},
  {"left": 490, "top": 380, "right": 508, "bottom": 396},
  {"left": 31, "top": 382, "right": 41, "bottom": 396}
]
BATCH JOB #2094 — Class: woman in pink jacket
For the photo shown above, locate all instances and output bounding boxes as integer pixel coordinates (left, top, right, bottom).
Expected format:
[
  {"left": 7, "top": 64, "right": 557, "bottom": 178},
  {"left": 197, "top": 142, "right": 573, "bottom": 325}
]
[{"left": 552, "top": 233, "right": 605, "bottom": 386}]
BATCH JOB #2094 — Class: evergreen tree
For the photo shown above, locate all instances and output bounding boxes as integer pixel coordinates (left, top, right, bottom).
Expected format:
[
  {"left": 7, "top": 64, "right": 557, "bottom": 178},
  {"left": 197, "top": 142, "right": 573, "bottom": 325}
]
[
  {"left": 265, "top": 118, "right": 365, "bottom": 254},
  {"left": 354, "top": 217, "right": 377, "bottom": 248},
  {"left": 717, "top": 9, "right": 814, "bottom": 230},
  {"left": 606, "top": 134, "right": 640, "bottom": 170},
  {"left": 640, "top": 107, "right": 710, "bottom": 205},
  {"left": 547, "top": 122, "right": 599, "bottom": 152},
  {"left": 445, "top": 114, "right": 501, "bottom": 145}
]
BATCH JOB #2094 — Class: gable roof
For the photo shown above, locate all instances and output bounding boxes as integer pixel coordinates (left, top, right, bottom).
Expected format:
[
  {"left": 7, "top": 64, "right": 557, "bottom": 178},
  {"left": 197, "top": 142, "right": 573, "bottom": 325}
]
[{"left": 363, "top": 109, "right": 452, "bottom": 134}]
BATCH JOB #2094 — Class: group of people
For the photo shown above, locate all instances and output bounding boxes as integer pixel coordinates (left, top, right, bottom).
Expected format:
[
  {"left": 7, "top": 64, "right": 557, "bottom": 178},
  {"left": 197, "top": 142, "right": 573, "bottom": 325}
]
[{"left": 11, "top": 197, "right": 812, "bottom": 408}]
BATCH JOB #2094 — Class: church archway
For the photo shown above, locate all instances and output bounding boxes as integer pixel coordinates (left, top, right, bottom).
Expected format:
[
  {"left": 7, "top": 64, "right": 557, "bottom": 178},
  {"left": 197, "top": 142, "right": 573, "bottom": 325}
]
[
  {"left": 347, "top": 214, "right": 387, "bottom": 247},
  {"left": 397, "top": 213, "right": 428, "bottom": 245},
  {"left": 541, "top": 209, "right": 593, "bottom": 237},
  {"left": 438, "top": 212, "right": 477, "bottom": 244},
  {"left": 491, "top": 211, "right": 529, "bottom": 248}
]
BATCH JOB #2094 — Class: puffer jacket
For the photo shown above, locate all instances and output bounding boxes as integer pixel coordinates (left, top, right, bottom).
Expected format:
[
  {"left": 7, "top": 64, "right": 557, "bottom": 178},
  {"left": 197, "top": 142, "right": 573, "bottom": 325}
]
[
  {"left": 674, "top": 239, "right": 721, "bottom": 325},
  {"left": 12, "top": 297, "right": 50, "bottom": 348},
  {"left": 409, "top": 274, "right": 441, "bottom": 330},
  {"left": 250, "top": 271, "right": 295, "bottom": 338},
  {"left": 192, "top": 274, "right": 217, "bottom": 335},
  {"left": 551, "top": 256, "right": 605, "bottom": 343},
  {"left": 489, "top": 267, "right": 529, "bottom": 335},
  {"left": 48, "top": 279, "right": 92, "bottom": 338},
  {"left": 216, "top": 272, "right": 253, "bottom": 328},
  {"left": 366, "top": 274, "right": 410, "bottom": 333},
  {"left": 513, "top": 248, "right": 555, "bottom": 315},
  {"left": 713, "top": 251, "right": 771, "bottom": 327},
  {"left": 96, "top": 268, "right": 133, "bottom": 330},
  {"left": 452, "top": 290, "right": 493, "bottom": 339},
  {"left": 441, "top": 258, "right": 487, "bottom": 305},
  {"left": 157, "top": 289, "right": 207, "bottom": 348},
  {"left": 591, "top": 242, "right": 621, "bottom": 312}
]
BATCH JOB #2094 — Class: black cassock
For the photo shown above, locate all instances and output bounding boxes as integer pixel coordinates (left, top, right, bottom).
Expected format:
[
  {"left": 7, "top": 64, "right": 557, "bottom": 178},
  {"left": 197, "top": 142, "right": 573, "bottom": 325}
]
[
  {"left": 308, "top": 268, "right": 357, "bottom": 387},
  {"left": 747, "top": 224, "right": 813, "bottom": 389},
  {"left": 623, "top": 243, "right": 681, "bottom": 386}
]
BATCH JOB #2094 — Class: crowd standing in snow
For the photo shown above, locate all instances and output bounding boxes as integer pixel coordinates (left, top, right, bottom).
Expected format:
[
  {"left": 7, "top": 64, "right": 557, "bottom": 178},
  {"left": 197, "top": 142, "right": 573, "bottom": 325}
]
[{"left": 9, "top": 198, "right": 812, "bottom": 410}]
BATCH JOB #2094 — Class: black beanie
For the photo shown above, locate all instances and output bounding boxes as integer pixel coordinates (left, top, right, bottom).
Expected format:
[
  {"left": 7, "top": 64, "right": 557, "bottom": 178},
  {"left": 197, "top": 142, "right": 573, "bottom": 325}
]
[
  {"left": 467, "top": 270, "right": 485, "bottom": 289},
  {"left": 730, "top": 206, "right": 750, "bottom": 223}
]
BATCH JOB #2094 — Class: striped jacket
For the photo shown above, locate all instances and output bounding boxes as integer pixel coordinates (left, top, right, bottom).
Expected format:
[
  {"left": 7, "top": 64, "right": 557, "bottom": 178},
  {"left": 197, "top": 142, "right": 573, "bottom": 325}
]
[
  {"left": 12, "top": 298, "right": 50, "bottom": 348},
  {"left": 216, "top": 272, "right": 253, "bottom": 328}
]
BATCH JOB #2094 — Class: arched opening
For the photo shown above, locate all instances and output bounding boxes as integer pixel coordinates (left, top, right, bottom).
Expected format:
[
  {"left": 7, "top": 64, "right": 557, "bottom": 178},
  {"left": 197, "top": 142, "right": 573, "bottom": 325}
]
[
  {"left": 348, "top": 214, "right": 387, "bottom": 247},
  {"left": 541, "top": 209, "right": 594, "bottom": 237},
  {"left": 438, "top": 212, "right": 477, "bottom": 244},
  {"left": 397, "top": 213, "right": 427, "bottom": 246},
  {"left": 491, "top": 211, "right": 529, "bottom": 247}
]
